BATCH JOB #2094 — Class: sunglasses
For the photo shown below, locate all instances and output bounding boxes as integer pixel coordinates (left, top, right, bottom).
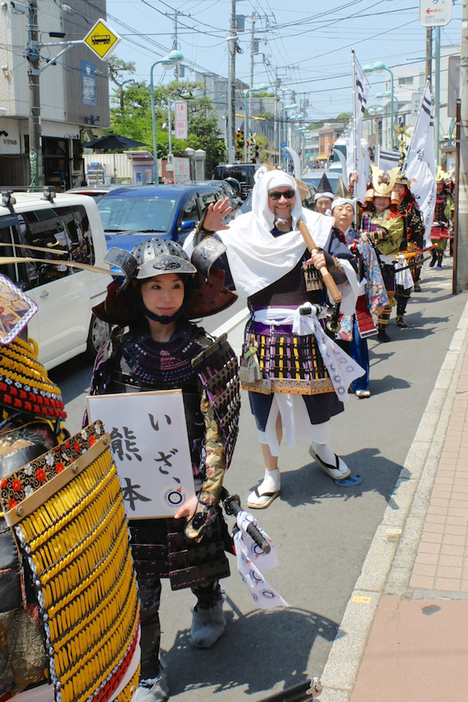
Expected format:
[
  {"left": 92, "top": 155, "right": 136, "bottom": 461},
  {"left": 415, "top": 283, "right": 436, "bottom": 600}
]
[{"left": 268, "top": 189, "right": 295, "bottom": 200}]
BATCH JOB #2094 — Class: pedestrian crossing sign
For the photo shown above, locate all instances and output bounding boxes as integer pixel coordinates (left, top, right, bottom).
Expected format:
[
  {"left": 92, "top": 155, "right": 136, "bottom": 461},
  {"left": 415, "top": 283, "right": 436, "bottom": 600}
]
[{"left": 84, "top": 19, "right": 121, "bottom": 60}]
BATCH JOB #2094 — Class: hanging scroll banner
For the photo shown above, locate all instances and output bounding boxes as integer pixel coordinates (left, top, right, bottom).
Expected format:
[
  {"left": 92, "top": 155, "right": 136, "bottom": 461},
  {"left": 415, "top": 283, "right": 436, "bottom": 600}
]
[{"left": 87, "top": 389, "right": 196, "bottom": 519}]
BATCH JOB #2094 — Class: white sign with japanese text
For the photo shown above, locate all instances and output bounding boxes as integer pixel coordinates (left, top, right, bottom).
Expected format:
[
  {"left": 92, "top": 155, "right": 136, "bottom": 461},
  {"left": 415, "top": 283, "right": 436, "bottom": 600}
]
[
  {"left": 419, "top": 0, "right": 451, "bottom": 27},
  {"left": 174, "top": 101, "right": 188, "bottom": 140},
  {"left": 87, "top": 390, "right": 196, "bottom": 519}
]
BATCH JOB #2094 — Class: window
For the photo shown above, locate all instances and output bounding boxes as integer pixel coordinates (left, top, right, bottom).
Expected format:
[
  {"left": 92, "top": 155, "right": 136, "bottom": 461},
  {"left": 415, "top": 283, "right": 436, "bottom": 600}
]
[
  {"left": 0, "top": 205, "right": 95, "bottom": 289},
  {"left": 399, "top": 76, "right": 413, "bottom": 85},
  {"left": 98, "top": 197, "right": 176, "bottom": 234},
  {"left": 320, "top": 145, "right": 325, "bottom": 153},
  {"left": 329, "top": 132, "right": 334, "bottom": 138},
  {"left": 181, "top": 196, "right": 199, "bottom": 221}
]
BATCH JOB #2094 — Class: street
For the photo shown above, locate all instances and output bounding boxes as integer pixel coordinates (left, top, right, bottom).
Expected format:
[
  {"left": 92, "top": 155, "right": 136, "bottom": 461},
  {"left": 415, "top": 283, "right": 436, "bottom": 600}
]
[{"left": 50, "top": 260, "right": 466, "bottom": 701}]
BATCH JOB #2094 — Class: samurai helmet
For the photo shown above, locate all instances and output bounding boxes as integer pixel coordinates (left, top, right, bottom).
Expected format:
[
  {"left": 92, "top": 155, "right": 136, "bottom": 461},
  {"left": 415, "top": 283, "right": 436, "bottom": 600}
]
[
  {"left": 104, "top": 239, "right": 196, "bottom": 288},
  {"left": 370, "top": 164, "right": 400, "bottom": 196},
  {"left": 363, "top": 164, "right": 400, "bottom": 206},
  {"left": 436, "top": 165, "right": 450, "bottom": 183}
]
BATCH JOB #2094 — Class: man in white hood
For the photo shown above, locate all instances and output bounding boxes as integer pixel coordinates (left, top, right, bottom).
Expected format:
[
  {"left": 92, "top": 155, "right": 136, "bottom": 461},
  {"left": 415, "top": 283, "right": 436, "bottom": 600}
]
[{"left": 186, "top": 167, "right": 363, "bottom": 509}]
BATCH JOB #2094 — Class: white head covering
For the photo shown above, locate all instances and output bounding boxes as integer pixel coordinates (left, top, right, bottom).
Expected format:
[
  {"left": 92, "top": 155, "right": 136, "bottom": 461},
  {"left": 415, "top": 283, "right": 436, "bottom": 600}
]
[
  {"left": 314, "top": 192, "right": 334, "bottom": 203},
  {"left": 332, "top": 198, "right": 355, "bottom": 212},
  {"left": 251, "top": 168, "right": 303, "bottom": 231}
]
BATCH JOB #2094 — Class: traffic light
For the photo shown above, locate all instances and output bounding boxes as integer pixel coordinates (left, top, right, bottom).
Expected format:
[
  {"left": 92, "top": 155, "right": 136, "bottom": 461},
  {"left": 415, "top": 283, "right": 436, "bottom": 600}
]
[
  {"left": 235, "top": 130, "right": 244, "bottom": 149},
  {"left": 250, "top": 136, "right": 259, "bottom": 163}
]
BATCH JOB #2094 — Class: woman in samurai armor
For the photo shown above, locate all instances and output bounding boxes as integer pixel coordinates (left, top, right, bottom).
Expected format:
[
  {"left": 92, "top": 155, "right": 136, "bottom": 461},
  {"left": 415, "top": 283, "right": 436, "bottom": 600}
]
[
  {"left": 0, "top": 278, "right": 141, "bottom": 702},
  {"left": 392, "top": 172, "right": 425, "bottom": 321},
  {"left": 332, "top": 189, "right": 388, "bottom": 399},
  {"left": 430, "top": 167, "right": 455, "bottom": 270},
  {"left": 184, "top": 167, "right": 363, "bottom": 510},
  {"left": 88, "top": 239, "right": 240, "bottom": 702},
  {"left": 359, "top": 165, "right": 404, "bottom": 343}
]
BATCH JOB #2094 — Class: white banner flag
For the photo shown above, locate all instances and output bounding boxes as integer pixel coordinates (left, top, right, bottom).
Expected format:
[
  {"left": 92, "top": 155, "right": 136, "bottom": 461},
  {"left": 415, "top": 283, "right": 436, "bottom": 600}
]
[
  {"left": 234, "top": 511, "right": 289, "bottom": 609},
  {"left": 347, "top": 52, "right": 370, "bottom": 202},
  {"left": 405, "top": 83, "right": 436, "bottom": 243}
]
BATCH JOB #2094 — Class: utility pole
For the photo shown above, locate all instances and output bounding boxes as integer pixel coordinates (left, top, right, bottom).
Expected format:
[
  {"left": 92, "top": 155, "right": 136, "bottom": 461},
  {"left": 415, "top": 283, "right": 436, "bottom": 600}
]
[
  {"left": 27, "top": 0, "right": 42, "bottom": 186},
  {"left": 457, "top": 0, "right": 468, "bottom": 289},
  {"left": 425, "top": 28, "right": 433, "bottom": 86},
  {"left": 434, "top": 26, "right": 441, "bottom": 163},
  {"left": 173, "top": 11, "right": 180, "bottom": 80},
  {"left": 228, "top": 0, "right": 237, "bottom": 163},
  {"left": 249, "top": 12, "right": 256, "bottom": 150}
]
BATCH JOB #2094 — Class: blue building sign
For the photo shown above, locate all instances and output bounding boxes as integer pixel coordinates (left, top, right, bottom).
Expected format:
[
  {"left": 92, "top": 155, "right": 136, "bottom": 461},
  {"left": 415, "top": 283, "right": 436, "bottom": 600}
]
[{"left": 82, "top": 60, "right": 96, "bottom": 106}]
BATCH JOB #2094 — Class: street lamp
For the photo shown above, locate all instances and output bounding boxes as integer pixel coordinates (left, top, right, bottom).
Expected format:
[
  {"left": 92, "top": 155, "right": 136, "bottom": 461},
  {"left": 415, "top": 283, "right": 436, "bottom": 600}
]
[
  {"left": 364, "top": 61, "right": 395, "bottom": 149},
  {"left": 150, "top": 49, "right": 184, "bottom": 184},
  {"left": 244, "top": 83, "right": 269, "bottom": 162}
]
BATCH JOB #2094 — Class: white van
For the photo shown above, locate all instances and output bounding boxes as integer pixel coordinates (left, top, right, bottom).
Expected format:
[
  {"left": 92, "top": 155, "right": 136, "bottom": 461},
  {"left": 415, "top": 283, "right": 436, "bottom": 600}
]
[{"left": 0, "top": 190, "right": 113, "bottom": 370}]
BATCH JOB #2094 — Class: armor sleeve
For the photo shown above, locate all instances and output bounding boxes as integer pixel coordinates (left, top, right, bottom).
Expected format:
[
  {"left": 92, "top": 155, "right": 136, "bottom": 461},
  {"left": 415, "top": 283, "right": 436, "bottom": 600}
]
[
  {"left": 408, "top": 206, "right": 425, "bottom": 244},
  {"left": 184, "top": 333, "right": 240, "bottom": 542},
  {"left": 445, "top": 195, "right": 455, "bottom": 223},
  {"left": 185, "top": 391, "right": 226, "bottom": 541},
  {"left": 372, "top": 214, "right": 404, "bottom": 256}
]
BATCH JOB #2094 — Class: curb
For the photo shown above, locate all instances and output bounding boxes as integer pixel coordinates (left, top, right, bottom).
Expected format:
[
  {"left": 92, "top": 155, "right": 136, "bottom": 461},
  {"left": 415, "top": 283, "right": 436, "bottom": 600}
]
[{"left": 318, "top": 295, "right": 468, "bottom": 701}]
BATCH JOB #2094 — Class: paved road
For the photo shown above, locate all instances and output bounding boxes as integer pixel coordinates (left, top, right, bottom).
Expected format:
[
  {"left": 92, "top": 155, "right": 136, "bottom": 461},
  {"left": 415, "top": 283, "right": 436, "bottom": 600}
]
[{"left": 50, "top": 261, "right": 467, "bottom": 701}]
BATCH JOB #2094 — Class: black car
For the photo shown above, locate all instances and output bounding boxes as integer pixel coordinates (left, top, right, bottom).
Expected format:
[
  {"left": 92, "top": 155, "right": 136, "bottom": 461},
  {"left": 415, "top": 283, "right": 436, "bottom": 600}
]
[
  {"left": 212, "top": 164, "right": 261, "bottom": 200},
  {"left": 192, "top": 179, "right": 243, "bottom": 216}
]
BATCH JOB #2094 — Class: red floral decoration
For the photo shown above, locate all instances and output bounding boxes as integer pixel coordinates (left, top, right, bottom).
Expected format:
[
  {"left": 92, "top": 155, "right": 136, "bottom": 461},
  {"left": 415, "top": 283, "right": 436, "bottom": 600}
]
[
  {"left": 36, "top": 468, "right": 46, "bottom": 483},
  {"left": 12, "top": 479, "right": 22, "bottom": 492}
]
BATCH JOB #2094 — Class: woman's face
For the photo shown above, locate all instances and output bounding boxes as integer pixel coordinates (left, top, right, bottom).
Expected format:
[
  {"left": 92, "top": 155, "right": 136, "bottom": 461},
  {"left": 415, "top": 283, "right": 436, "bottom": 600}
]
[
  {"left": 315, "top": 196, "right": 333, "bottom": 215},
  {"left": 140, "top": 274, "right": 185, "bottom": 317},
  {"left": 394, "top": 183, "right": 406, "bottom": 198},
  {"left": 374, "top": 196, "right": 391, "bottom": 214},
  {"left": 333, "top": 203, "right": 354, "bottom": 231}
]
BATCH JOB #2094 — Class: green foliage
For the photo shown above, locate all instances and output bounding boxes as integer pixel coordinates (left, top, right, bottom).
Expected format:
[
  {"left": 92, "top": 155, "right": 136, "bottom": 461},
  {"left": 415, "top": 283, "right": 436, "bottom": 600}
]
[{"left": 109, "top": 75, "right": 227, "bottom": 170}]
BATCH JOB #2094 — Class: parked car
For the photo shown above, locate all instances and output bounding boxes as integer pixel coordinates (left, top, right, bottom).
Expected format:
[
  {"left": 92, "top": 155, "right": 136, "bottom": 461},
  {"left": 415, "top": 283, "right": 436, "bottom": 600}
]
[
  {"left": 301, "top": 170, "right": 341, "bottom": 193},
  {"left": 0, "top": 190, "right": 113, "bottom": 369},
  {"left": 212, "top": 163, "right": 261, "bottom": 200},
  {"left": 64, "top": 184, "right": 116, "bottom": 201},
  {"left": 192, "top": 179, "right": 243, "bottom": 216},
  {"left": 97, "top": 184, "right": 224, "bottom": 256}
]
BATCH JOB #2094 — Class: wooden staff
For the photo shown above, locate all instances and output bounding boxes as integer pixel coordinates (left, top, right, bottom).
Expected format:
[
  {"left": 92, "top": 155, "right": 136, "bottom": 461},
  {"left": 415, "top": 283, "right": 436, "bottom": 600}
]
[{"left": 297, "top": 218, "right": 342, "bottom": 304}]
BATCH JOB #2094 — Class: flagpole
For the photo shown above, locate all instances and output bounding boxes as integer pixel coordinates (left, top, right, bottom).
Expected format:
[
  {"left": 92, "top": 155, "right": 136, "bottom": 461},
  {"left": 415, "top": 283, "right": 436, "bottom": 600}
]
[
  {"left": 351, "top": 49, "right": 358, "bottom": 176},
  {"left": 351, "top": 49, "right": 358, "bottom": 226}
]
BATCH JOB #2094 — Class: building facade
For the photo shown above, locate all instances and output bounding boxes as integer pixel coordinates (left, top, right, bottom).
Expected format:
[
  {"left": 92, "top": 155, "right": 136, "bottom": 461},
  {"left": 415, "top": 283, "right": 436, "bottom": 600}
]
[{"left": 0, "top": 0, "right": 109, "bottom": 188}]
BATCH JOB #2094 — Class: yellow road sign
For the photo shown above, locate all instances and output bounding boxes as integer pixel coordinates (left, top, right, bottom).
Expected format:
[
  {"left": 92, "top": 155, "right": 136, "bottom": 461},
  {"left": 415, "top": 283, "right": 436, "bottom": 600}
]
[{"left": 84, "top": 19, "right": 121, "bottom": 60}]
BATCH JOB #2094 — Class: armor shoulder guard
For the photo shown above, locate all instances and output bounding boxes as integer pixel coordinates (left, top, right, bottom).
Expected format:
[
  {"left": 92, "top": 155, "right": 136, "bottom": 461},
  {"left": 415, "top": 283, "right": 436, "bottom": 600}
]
[{"left": 191, "top": 333, "right": 240, "bottom": 468}]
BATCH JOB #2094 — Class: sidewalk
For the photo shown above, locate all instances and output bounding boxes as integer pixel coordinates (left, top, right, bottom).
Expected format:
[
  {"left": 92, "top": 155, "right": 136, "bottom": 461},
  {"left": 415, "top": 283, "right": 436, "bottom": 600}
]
[{"left": 318, "top": 292, "right": 468, "bottom": 702}]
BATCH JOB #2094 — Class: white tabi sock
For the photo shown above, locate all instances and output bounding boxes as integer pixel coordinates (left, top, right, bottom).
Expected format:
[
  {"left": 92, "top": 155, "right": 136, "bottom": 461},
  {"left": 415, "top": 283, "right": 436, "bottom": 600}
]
[
  {"left": 312, "top": 443, "right": 336, "bottom": 465},
  {"left": 257, "top": 468, "right": 281, "bottom": 495}
]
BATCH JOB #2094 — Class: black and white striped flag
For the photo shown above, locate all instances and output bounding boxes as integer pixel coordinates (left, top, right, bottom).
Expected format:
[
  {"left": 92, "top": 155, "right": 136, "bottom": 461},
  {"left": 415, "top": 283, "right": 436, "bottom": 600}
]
[
  {"left": 347, "top": 52, "right": 370, "bottom": 202},
  {"left": 406, "top": 83, "right": 436, "bottom": 243}
]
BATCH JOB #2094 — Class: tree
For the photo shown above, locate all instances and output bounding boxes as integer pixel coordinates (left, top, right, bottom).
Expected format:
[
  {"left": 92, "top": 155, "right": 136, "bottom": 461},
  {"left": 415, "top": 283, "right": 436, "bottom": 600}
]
[
  {"left": 107, "top": 73, "right": 227, "bottom": 169},
  {"left": 108, "top": 55, "right": 137, "bottom": 113}
]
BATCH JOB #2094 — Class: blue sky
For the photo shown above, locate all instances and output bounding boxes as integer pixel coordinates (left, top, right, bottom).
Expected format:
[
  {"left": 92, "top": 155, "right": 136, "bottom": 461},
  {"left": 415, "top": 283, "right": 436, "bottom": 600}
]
[{"left": 106, "top": 0, "right": 462, "bottom": 119}]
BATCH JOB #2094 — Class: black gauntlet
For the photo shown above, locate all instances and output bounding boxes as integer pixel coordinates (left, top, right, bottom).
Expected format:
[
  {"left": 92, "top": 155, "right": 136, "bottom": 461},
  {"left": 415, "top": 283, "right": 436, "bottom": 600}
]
[{"left": 323, "top": 250, "right": 348, "bottom": 285}]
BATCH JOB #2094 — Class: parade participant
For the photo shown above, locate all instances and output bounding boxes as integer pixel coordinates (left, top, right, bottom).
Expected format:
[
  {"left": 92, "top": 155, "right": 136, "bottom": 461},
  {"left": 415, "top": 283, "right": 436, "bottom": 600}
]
[
  {"left": 88, "top": 239, "right": 240, "bottom": 702},
  {"left": 430, "top": 167, "right": 454, "bottom": 270},
  {"left": 393, "top": 173, "right": 425, "bottom": 324},
  {"left": 360, "top": 166, "right": 404, "bottom": 342},
  {"left": 0, "top": 276, "right": 140, "bottom": 702},
  {"left": 314, "top": 172, "right": 335, "bottom": 215},
  {"left": 187, "top": 167, "right": 363, "bottom": 510},
  {"left": 332, "top": 184, "right": 388, "bottom": 399}
]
